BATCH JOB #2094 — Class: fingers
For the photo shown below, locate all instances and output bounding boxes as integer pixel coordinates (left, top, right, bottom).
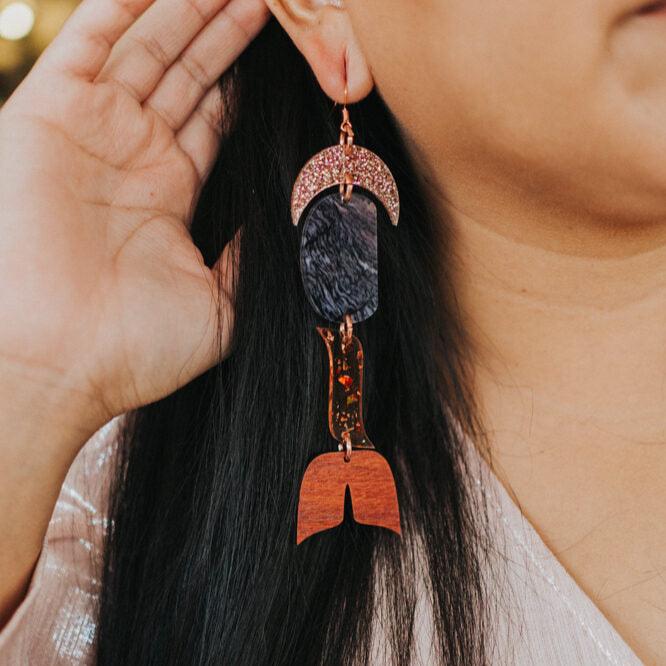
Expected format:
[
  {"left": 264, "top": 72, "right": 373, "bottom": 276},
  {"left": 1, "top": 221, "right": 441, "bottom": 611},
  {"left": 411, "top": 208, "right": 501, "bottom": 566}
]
[
  {"left": 41, "top": 0, "right": 154, "bottom": 79},
  {"left": 177, "top": 86, "right": 224, "bottom": 182},
  {"left": 97, "top": 0, "right": 232, "bottom": 101},
  {"left": 145, "top": 0, "right": 269, "bottom": 130}
]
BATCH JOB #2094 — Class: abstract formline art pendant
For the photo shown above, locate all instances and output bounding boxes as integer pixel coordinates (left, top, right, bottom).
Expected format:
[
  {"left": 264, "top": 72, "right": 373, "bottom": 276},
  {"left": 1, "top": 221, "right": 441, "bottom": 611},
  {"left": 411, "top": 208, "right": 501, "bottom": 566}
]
[{"left": 291, "top": 99, "right": 402, "bottom": 545}]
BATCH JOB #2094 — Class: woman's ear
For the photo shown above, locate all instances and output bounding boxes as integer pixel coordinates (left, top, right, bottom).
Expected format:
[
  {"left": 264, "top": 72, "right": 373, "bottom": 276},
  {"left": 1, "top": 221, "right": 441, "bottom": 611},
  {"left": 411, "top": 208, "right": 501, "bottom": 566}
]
[{"left": 265, "top": 0, "right": 373, "bottom": 103}]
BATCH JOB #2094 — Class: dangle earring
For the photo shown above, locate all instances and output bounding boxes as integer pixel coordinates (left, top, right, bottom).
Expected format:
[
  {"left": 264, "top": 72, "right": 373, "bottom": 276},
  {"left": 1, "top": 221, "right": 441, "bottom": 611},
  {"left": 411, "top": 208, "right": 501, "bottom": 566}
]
[{"left": 291, "top": 83, "right": 402, "bottom": 544}]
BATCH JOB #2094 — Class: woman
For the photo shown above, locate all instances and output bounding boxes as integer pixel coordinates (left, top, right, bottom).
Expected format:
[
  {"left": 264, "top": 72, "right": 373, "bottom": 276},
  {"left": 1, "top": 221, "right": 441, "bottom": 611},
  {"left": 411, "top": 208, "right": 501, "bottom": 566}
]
[{"left": 0, "top": 0, "right": 664, "bottom": 662}]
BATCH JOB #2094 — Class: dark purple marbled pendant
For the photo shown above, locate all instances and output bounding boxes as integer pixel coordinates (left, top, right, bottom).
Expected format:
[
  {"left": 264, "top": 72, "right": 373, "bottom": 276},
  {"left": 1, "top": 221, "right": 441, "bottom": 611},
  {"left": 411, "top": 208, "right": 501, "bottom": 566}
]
[{"left": 299, "top": 191, "right": 378, "bottom": 323}]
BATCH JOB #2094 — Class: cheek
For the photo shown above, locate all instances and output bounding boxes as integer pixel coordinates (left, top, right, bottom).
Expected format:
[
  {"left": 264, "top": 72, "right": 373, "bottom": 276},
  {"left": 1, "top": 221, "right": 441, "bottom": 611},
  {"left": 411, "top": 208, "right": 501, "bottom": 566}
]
[
  {"left": 350, "top": 2, "right": 603, "bottom": 167},
  {"left": 348, "top": 0, "right": 666, "bottom": 220}
]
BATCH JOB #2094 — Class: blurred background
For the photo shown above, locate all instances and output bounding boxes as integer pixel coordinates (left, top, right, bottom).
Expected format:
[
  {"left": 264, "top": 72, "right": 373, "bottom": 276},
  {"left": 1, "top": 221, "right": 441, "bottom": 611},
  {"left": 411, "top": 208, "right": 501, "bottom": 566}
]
[{"left": 0, "top": 0, "right": 77, "bottom": 103}]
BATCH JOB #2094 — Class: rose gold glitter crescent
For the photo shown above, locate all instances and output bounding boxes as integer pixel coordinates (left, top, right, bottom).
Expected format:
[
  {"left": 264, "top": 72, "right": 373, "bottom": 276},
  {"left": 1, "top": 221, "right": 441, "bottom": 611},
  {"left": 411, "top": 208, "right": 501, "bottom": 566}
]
[{"left": 290, "top": 144, "right": 400, "bottom": 227}]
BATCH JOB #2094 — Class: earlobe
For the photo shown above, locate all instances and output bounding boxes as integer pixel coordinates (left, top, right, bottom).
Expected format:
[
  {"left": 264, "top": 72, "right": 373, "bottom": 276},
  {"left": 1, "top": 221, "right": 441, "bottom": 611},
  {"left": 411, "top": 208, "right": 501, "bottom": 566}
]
[{"left": 265, "top": 0, "right": 373, "bottom": 104}]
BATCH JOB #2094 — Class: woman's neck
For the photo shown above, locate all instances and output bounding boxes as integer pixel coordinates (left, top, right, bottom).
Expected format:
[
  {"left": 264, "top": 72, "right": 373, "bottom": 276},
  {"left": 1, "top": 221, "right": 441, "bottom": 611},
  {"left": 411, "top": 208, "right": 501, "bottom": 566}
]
[{"left": 445, "top": 195, "right": 666, "bottom": 456}]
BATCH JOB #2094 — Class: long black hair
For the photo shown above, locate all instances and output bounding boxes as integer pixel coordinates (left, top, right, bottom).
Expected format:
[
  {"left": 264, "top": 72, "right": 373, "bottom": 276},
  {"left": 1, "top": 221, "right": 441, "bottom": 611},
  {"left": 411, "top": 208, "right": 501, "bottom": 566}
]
[{"left": 96, "top": 17, "right": 493, "bottom": 666}]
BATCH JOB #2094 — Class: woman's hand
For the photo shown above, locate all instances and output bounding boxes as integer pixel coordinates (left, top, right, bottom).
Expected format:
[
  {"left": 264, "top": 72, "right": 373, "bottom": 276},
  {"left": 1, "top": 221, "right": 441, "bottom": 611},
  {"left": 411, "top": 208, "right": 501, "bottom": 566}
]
[
  {"left": 0, "top": 0, "right": 268, "bottom": 436},
  {"left": 0, "top": 0, "right": 268, "bottom": 626}
]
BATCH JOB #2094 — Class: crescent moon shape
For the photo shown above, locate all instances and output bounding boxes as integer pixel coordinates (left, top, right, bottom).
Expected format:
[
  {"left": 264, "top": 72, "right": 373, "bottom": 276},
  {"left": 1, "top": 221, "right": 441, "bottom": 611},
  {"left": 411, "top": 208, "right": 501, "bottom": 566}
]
[{"left": 290, "top": 144, "right": 400, "bottom": 227}]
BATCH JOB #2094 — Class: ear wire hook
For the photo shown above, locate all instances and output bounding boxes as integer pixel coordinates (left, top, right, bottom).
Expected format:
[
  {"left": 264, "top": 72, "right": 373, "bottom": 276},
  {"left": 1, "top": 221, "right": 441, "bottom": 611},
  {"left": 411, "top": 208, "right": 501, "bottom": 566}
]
[{"left": 339, "top": 65, "right": 354, "bottom": 201}]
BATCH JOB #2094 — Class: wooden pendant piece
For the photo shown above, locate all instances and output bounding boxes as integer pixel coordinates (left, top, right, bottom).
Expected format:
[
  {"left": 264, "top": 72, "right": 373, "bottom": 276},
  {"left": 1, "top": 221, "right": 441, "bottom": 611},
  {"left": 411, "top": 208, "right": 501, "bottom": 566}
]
[
  {"left": 296, "top": 451, "right": 401, "bottom": 545},
  {"left": 296, "top": 326, "right": 401, "bottom": 545}
]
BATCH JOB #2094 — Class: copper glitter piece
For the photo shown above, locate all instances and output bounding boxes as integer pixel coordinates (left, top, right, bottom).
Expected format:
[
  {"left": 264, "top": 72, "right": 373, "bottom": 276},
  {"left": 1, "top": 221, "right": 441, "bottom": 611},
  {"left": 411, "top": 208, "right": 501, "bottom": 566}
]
[
  {"left": 290, "top": 144, "right": 400, "bottom": 227},
  {"left": 316, "top": 322, "right": 373, "bottom": 451}
]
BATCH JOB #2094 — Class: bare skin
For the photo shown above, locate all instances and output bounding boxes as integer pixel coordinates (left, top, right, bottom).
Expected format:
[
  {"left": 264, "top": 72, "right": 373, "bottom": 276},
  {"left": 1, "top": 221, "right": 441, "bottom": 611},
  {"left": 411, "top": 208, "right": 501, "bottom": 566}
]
[
  {"left": 274, "top": 0, "right": 666, "bottom": 662},
  {"left": 0, "top": 0, "right": 270, "bottom": 628},
  {"left": 329, "top": 0, "right": 666, "bottom": 662},
  {"left": 453, "top": 213, "right": 666, "bottom": 664},
  {"left": 0, "top": 0, "right": 373, "bottom": 629}
]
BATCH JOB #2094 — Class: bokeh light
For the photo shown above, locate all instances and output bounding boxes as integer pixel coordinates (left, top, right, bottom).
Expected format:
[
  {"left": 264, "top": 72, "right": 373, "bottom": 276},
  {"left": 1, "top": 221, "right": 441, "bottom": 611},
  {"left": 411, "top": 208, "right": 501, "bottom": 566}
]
[
  {"left": 0, "top": 0, "right": 78, "bottom": 104},
  {"left": 0, "top": 2, "right": 35, "bottom": 41}
]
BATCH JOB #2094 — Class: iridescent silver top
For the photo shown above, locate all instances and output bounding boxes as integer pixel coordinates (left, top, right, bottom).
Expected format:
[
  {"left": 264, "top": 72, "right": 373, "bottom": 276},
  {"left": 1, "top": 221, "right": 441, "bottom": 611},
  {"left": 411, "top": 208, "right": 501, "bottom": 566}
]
[{"left": 0, "top": 417, "right": 643, "bottom": 665}]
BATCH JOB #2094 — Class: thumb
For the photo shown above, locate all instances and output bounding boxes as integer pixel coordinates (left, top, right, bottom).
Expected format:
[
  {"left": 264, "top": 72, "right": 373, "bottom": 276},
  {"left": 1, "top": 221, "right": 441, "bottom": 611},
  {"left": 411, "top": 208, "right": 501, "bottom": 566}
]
[
  {"left": 208, "top": 227, "right": 241, "bottom": 363},
  {"left": 179, "top": 228, "right": 240, "bottom": 388}
]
